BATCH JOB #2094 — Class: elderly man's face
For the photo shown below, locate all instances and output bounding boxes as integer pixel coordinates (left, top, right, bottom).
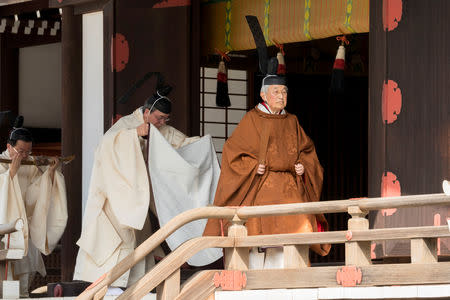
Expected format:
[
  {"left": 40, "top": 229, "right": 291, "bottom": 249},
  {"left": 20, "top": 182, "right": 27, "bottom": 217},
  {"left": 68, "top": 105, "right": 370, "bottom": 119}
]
[
  {"left": 144, "top": 108, "right": 170, "bottom": 129},
  {"left": 261, "top": 84, "right": 288, "bottom": 113}
]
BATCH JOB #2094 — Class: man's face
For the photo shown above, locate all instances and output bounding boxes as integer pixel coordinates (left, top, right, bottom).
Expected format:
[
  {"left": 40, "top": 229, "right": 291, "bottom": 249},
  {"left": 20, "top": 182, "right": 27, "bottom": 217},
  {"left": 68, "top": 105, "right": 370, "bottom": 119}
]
[
  {"left": 7, "top": 140, "right": 32, "bottom": 159},
  {"left": 260, "top": 84, "right": 288, "bottom": 113},
  {"left": 144, "top": 109, "right": 170, "bottom": 129}
]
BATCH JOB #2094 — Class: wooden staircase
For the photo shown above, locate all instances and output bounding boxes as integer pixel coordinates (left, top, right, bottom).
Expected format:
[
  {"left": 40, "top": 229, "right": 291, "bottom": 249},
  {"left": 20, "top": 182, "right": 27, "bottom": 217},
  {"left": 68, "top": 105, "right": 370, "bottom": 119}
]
[{"left": 71, "top": 193, "right": 450, "bottom": 300}]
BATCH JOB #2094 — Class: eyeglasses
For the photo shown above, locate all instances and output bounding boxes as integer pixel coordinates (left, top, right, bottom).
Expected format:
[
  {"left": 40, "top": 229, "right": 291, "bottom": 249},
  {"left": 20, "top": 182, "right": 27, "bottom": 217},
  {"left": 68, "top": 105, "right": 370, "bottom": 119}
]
[
  {"left": 12, "top": 147, "right": 32, "bottom": 156},
  {"left": 155, "top": 115, "right": 170, "bottom": 122}
]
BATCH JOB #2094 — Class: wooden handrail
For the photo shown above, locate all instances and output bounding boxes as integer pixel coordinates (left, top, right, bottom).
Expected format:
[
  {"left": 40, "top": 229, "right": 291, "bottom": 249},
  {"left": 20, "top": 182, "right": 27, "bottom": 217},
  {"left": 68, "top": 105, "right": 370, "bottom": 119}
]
[
  {"left": 117, "top": 237, "right": 233, "bottom": 300},
  {"left": 119, "top": 225, "right": 450, "bottom": 299},
  {"left": 237, "top": 193, "right": 450, "bottom": 218},
  {"left": 0, "top": 218, "right": 24, "bottom": 235},
  {"left": 76, "top": 193, "right": 450, "bottom": 300},
  {"left": 234, "top": 225, "right": 450, "bottom": 247},
  {"left": 75, "top": 208, "right": 237, "bottom": 300}
]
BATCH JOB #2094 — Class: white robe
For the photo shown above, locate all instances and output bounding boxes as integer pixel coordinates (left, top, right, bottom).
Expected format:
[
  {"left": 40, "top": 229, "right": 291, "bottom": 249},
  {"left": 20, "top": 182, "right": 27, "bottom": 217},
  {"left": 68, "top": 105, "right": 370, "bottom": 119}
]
[
  {"left": 148, "top": 124, "right": 222, "bottom": 266},
  {"left": 0, "top": 150, "right": 68, "bottom": 279},
  {"left": 74, "top": 108, "right": 219, "bottom": 287}
]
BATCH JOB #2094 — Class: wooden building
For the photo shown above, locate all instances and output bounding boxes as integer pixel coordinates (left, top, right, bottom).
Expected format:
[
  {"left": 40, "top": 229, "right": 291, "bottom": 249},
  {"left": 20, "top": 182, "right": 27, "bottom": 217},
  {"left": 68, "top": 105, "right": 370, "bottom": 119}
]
[{"left": 0, "top": 0, "right": 448, "bottom": 293}]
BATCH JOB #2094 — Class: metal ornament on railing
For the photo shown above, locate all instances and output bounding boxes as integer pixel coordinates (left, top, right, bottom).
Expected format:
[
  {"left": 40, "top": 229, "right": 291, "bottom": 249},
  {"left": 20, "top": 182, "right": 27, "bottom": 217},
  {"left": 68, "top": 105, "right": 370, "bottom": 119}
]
[
  {"left": 336, "top": 266, "right": 363, "bottom": 287},
  {"left": 213, "top": 270, "right": 247, "bottom": 291}
]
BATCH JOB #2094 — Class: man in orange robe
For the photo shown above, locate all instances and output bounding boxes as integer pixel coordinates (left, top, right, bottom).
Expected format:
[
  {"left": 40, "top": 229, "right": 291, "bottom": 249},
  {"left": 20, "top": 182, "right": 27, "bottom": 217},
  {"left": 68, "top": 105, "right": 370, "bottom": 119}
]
[{"left": 204, "top": 55, "right": 330, "bottom": 268}]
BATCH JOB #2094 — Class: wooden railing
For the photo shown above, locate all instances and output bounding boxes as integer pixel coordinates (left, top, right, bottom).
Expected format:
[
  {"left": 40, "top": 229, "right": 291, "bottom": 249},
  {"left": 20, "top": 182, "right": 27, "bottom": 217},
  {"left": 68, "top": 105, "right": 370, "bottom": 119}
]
[{"left": 75, "top": 193, "right": 450, "bottom": 300}]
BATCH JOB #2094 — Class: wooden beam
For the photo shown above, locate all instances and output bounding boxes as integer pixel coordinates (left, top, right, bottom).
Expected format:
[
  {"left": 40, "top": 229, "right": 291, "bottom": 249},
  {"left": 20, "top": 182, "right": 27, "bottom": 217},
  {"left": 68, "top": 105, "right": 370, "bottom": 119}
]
[
  {"left": 76, "top": 236, "right": 233, "bottom": 300},
  {"left": 177, "top": 270, "right": 217, "bottom": 300},
  {"left": 115, "top": 237, "right": 233, "bottom": 300},
  {"left": 0, "top": 0, "right": 32, "bottom": 5},
  {"left": 0, "top": 0, "right": 48, "bottom": 17},
  {"left": 157, "top": 269, "right": 180, "bottom": 300},
  {"left": 234, "top": 226, "right": 450, "bottom": 247},
  {"left": 189, "top": 0, "right": 200, "bottom": 136},
  {"left": 73, "top": 0, "right": 109, "bottom": 15},
  {"left": 411, "top": 238, "right": 438, "bottom": 264},
  {"left": 102, "top": 0, "right": 114, "bottom": 131},
  {"left": 236, "top": 194, "right": 450, "bottom": 219},
  {"left": 224, "top": 216, "right": 249, "bottom": 271},
  {"left": 49, "top": 0, "right": 100, "bottom": 8},
  {"left": 0, "top": 33, "right": 18, "bottom": 115},
  {"left": 6, "top": 29, "right": 60, "bottom": 48},
  {"left": 177, "top": 263, "right": 450, "bottom": 296},
  {"left": 60, "top": 5, "right": 82, "bottom": 282},
  {"left": 283, "top": 245, "right": 309, "bottom": 268},
  {"left": 243, "top": 262, "right": 450, "bottom": 289},
  {"left": 346, "top": 206, "right": 371, "bottom": 266}
]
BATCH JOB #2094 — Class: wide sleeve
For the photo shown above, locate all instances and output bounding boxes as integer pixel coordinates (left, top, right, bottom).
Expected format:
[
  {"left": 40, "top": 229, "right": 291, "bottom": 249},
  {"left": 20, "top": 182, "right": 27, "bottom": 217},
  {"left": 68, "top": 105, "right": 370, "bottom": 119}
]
[
  {"left": 295, "top": 121, "right": 331, "bottom": 256},
  {"left": 0, "top": 166, "right": 29, "bottom": 255},
  {"left": 296, "top": 122, "right": 324, "bottom": 202},
  {"left": 26, "top": 167, "right": 68, "bottom": 255},
  {"left": 159, "top": 126, "right": 200, "bottom": 149},
  {"left": 97, "top": 128, "right": 150, "bottom": 230},
  {"left": 203, "top": 112, "right": 261, "bottom": 236}
]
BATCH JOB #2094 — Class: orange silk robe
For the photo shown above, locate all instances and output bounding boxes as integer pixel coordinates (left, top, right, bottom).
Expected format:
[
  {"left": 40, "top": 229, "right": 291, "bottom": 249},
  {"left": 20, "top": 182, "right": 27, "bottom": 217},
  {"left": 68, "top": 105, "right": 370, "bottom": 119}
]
[{"left": 204, "top": 108, "right": 330, "bottom": 256}]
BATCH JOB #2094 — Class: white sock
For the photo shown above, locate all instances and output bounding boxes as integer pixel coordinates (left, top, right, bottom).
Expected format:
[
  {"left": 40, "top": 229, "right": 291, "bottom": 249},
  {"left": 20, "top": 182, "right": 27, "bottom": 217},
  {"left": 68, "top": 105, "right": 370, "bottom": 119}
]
[
  {"left": 249, "top": 247, "right": 265, "bottom": 269},
  {"left": 263, "top": 247, "right": 284, "bottom": 269}
]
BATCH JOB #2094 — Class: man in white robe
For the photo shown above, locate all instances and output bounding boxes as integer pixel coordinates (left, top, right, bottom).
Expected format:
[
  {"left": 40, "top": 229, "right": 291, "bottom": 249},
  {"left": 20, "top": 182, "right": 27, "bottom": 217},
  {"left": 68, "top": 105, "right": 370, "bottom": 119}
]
[
  {"left": 0, "top": 127, "right": 68, "bottom": 297},
  {"left": 73, "top": 88, "right": 218, "bottom": 288}
]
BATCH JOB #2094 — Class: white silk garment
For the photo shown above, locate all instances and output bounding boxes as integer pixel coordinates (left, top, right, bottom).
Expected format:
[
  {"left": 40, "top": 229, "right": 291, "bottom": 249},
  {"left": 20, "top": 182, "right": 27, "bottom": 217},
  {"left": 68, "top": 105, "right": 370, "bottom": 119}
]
[
  {"left": 148, "top": 124, "right": 222, "bottom": 266},
  {"left": 0, "top": 150, "right": 68, "bottom": 295},
  {"left": 74, "top": 108, "right": 218, "bottom": 287}
]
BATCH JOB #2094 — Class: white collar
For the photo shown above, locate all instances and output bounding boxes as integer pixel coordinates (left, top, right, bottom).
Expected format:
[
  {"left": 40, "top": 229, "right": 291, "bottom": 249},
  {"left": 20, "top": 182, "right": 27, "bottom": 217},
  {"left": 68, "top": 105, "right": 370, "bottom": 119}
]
[{"left": 257, "top": 102, "right": 285, "bottom": 115}]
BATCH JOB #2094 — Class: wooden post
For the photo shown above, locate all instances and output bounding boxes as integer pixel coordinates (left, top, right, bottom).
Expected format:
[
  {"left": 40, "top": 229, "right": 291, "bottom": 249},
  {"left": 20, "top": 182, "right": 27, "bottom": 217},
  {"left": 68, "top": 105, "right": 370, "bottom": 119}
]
[
  {"left": 93, "top": 286, "right": 107, "bottom": 300},
  {"left": 345, "top": 206, "right": 371, "bottom": 266},
  {"left": 411, "top": 238, "right": 438, "bottom": 264},
  {"left": 224, "top": 215, "right": 249, "bottom": 270},
  {"left": 283, "top": 245, "right": 309, "bottom": 268},
  {"left": 156, "top": 268, "right": 181, "bottom": 300},
  {"left": 61, "top": 5, "right": 83, "bottom": 281}
]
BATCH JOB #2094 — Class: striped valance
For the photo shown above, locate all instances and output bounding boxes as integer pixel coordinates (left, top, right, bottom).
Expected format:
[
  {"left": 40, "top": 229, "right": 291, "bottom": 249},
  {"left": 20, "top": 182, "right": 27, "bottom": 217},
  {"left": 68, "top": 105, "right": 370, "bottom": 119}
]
[{"left": 201, "top": 0, "right": 369, "bottom": 53}]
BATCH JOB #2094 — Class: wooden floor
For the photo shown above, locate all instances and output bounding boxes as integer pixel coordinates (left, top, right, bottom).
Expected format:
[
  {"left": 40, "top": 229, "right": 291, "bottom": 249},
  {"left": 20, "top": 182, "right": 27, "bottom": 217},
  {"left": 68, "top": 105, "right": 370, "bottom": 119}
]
[
  {"left": 5, "top": 284, "right": 450, "bottom": 300},
  {"left": 0, "top": 295, "right": 156, "bottom": 300},
  {"left": 214, "top": 284, "right": 450, "bottom": 300}
]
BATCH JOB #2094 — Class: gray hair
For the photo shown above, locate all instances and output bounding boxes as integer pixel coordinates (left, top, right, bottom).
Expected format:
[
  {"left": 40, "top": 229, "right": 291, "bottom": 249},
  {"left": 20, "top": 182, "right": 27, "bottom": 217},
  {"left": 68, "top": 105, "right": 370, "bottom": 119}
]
[
  {"left": 260, "top": 85, "right": 288, "bottom": 94},
  {"left": 260, "top": 85, "right": 269, "bottom": 94}
]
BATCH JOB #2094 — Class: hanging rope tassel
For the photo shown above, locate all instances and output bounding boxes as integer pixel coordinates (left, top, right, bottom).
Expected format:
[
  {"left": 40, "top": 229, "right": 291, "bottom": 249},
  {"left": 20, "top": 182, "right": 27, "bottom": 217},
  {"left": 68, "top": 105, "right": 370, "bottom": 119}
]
[
  {"left": 273, "top": 40, "right": 286, "bottom": 75},
  {"left": 330, "top": 35, "right": 349, "bottom": 96},
  {"left": 215, "top": 48, "right": 231, "bottom": 107}
]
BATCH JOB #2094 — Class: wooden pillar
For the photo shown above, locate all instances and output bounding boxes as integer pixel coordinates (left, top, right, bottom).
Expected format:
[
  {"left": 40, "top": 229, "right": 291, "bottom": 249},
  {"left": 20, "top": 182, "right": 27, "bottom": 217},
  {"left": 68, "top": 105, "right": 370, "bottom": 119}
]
[
  {"left": 283, "top": 245, "right": 309, "bottom": 268},
  {"left": 224, "top": 215, "right": 249, "bottom": 270},
  {"left": 369, "top": 0, "right": 450, "bottom": 258},
  {"left": 61, "top": 6, "right": 82, "bottom": 281},
  {"left": 189, "top": 0, "right": 200, "bottom": 136},
  {"left": 345, "top": 206, "right": 371, "bottom": 266},
  {"left": 0, "top": 33, "right": 18, "bottom": 115},
  {"left": 103, "top": 0, "right": 114, "bottom": 132},
  {"left": 156, "top": 269, "right": 180, "bottom": 300},
  {"left": 411, "top": 238, "right": 438, "bottom": 264}
]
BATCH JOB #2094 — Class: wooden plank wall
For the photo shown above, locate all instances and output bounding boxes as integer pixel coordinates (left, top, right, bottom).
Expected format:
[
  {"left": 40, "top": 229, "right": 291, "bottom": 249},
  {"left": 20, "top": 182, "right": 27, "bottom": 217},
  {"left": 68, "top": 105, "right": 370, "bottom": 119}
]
[
  {"left": 110, "top": 0, "right": 197, "bottom": 136},
  {"left": 369, "top": 0, "right": 450, "bottom": 258}
]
